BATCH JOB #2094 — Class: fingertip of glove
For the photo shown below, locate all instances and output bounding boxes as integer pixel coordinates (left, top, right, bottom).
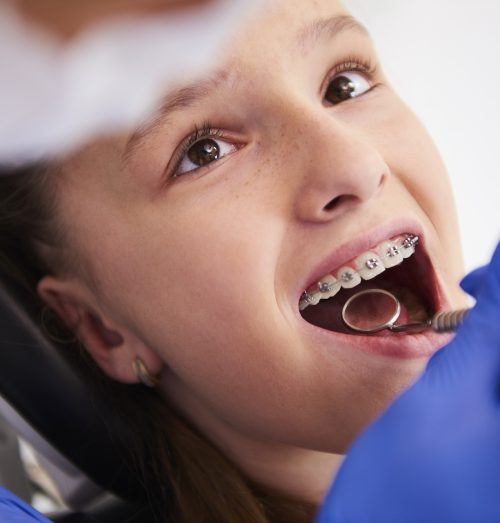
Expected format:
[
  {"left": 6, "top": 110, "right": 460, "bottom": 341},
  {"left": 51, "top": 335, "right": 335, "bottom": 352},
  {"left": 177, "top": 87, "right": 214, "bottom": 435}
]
[
  {"left": 486, "top": 239, "right": 500, "bottom": 290},
  {"left": 491, "top": 239, "right": 500, "bottom": 269},
  {"left": 460, "top": 266, "right": 487, "bottom": 297},
  {"left": 460, "top": 240, "right": 500, "bottom": 297}
]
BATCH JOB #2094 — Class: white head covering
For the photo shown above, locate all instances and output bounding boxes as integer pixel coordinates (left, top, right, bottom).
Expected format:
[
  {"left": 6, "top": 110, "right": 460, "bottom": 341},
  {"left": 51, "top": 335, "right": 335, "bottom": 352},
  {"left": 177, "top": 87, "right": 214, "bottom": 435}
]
[{"left": 0, "top": 0, "right": 265, "bottom": 163}]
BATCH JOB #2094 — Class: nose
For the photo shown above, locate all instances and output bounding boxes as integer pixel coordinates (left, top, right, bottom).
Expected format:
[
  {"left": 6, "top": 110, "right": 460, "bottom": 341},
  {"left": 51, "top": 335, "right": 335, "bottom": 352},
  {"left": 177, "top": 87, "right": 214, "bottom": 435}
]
[{"left": 291, "top": 114, "right": 388, "bottom": 223}]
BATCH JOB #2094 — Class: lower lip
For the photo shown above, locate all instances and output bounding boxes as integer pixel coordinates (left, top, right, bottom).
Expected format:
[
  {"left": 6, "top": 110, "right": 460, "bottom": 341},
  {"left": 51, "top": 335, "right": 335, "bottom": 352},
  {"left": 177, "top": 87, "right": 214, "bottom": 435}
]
[{"left": 301, "top": 318, "right": 453, "bottom": 360}]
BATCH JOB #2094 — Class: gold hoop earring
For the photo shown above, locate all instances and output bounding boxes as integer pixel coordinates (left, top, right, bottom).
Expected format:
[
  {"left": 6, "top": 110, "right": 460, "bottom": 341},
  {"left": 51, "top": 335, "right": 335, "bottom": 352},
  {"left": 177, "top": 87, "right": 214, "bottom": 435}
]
[{"left": 132, "top": 357, "right": 159, "bottom": 388}]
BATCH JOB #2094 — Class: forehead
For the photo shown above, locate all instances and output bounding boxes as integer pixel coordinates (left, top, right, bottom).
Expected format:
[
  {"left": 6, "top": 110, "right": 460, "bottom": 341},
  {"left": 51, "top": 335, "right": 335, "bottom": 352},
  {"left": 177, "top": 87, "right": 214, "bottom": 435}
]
[{"left": 228, "top": 0, "right": 355, "bottom": 58}]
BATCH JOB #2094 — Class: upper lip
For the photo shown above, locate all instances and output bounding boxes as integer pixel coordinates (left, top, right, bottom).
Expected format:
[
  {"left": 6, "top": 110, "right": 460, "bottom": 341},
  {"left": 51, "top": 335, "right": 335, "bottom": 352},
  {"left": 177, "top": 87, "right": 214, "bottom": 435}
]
[{"left": 295, "top": 217, "right": 426, "bottom": 303}]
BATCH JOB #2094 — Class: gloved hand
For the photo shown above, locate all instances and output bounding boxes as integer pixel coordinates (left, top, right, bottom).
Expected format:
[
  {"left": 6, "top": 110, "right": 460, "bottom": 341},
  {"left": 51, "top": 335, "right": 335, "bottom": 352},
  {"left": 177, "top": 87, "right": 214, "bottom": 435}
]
[{"left": 317, "top": 240, "right": 500, "bottom": 523}]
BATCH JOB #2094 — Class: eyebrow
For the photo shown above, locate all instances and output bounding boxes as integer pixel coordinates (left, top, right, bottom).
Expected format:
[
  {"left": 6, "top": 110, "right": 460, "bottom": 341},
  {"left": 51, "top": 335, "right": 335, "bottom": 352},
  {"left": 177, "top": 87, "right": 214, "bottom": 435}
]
[
  {"left": 298, "top": 15, "right": 370, "bottom": 54},
  {"left": 124, "top": 15, "right": 370, "bottom": 160},
  {"left": 124, "top": 69, "right": 229, "bottom": 160}
]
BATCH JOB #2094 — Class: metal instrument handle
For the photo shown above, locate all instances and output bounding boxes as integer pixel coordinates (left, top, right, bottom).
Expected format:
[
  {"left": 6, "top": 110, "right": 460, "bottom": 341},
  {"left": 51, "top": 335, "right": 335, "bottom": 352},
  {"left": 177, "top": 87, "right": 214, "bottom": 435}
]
[{"left": 390, "top": 308, "right": 470, "bottom": 334}]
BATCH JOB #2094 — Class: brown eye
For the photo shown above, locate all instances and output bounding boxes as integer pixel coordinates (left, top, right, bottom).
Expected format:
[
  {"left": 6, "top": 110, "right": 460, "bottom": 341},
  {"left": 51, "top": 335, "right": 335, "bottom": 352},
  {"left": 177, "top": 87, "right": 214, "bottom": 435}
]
[
  {"left": 324, "top": 72, "right": 371, "bottom": 105},
  {"left": 175, "top": 135, "right": 238, "bottom": 176},
  {"left": 187, "top": 138, "right": 220, "bottom": 167}
]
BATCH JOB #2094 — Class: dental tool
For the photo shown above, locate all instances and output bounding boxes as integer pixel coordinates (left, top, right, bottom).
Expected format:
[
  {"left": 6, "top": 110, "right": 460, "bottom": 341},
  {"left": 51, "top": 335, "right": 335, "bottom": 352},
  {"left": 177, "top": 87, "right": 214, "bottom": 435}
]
[{"left": 341, "top": 288, "right": 470, "bottom": 334}]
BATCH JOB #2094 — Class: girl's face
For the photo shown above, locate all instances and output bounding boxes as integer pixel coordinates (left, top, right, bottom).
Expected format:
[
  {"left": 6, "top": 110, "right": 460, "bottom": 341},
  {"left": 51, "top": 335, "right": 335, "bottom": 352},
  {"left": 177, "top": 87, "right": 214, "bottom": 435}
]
[{"left": 48, "top": 0, "right": 466, "bottom": 488}]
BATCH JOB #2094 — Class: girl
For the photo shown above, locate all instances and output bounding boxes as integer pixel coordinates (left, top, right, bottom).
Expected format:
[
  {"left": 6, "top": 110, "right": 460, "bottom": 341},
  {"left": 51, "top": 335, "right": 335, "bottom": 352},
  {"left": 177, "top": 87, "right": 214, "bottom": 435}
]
[{"left": 0, "top": 0, "right": 470, "bottom": 520}]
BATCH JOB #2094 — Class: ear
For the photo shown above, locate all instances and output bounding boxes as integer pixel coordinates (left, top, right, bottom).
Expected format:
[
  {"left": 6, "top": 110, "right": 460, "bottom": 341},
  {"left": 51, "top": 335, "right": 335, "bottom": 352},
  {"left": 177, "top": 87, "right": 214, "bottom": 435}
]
[{"left": 37, "top": 275, "right": 164, "bottom": 385}]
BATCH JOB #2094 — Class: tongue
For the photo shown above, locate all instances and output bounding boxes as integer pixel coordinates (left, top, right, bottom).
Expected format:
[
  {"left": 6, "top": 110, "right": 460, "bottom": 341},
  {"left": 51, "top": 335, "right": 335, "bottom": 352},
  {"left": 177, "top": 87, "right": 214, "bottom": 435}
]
[{"left": 391, "top": 286, "right": 429, "bottom": 324}]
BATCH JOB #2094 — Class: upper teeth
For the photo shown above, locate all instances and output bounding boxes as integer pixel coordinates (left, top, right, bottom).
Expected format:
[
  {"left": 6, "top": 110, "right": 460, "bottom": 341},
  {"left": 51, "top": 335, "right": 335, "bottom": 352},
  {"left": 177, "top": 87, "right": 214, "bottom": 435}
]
[{"left": 299, "top": 234, "right": 419, "bottom": 311}]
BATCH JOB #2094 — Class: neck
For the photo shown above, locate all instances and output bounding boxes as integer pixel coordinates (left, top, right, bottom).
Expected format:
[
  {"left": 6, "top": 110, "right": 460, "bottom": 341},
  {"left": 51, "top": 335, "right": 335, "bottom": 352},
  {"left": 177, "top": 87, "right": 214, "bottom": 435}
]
[
  {"left": 163, "top": 378, "right": 344, "bottom": 504},
  {"left": 223, "top": 432, "right": 344, "bottom": 503}
]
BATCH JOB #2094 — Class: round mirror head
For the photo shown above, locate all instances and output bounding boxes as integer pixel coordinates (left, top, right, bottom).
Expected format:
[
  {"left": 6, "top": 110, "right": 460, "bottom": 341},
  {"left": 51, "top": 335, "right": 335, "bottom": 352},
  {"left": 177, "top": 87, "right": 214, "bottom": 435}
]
[{"left": 341, "top": 288, "right": 401, "bottom": 333}]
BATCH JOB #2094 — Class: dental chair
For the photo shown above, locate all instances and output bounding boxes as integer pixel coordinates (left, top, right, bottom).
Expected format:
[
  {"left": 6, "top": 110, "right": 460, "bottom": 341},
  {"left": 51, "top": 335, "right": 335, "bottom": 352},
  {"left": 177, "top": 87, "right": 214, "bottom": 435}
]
[{"left": 0, "top": 268, "right": 157, "bottom": 522}]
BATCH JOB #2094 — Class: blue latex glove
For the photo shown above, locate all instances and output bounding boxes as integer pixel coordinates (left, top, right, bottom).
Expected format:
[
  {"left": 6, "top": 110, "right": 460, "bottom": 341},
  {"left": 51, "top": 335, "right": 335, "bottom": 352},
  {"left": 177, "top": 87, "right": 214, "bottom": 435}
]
[
  {"left": 317, "top": 240, "right": 500, "bottom": 523},
  {"left": 0, "top": 487, "right": 52, "bottom": 522}
]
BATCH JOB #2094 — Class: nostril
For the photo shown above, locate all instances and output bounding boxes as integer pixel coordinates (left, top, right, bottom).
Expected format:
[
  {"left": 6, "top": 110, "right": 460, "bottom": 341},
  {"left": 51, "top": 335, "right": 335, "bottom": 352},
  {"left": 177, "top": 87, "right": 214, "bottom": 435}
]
[{"left": 323, "top": 195, "right": 344, "bottom": 212}]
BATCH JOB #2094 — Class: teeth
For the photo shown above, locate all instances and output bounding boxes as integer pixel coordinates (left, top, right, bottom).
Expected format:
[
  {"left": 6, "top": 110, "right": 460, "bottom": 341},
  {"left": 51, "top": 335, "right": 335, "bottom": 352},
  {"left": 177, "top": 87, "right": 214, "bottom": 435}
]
[
  {"left": 300, "top": 233, "right": 419, "bottom": 311},
  {"left": 337, "top": 267, "right": 362, "bottom": 289},
  {"left": 355, "top": 252, "right": 385, "bottom": 280},
  {"left": 318, "top": 275, "right": 342, "bottom": 299},
  {"left": 378, "top": 240, "right": 403, "bottom": 268},
  {"left": 396, "top": 234, "right": 418, "bottom": 259},
  {"left": 299, "top": 291, "right": 319, "bottom": 311},
  {"left": 307, "top": 291, "right": 321, "bottom": 306}
]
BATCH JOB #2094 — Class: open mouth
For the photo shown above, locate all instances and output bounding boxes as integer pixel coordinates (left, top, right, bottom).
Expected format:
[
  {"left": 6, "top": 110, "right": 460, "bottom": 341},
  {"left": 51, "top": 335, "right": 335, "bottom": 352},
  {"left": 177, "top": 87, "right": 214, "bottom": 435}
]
[{"left": 299, "top": 234, "right": 438, "bottom": 336}]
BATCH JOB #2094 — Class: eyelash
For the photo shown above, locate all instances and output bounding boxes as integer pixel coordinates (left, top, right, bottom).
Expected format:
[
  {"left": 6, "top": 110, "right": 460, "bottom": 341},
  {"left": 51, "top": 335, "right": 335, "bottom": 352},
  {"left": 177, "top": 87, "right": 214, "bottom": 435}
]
[
  {"left": 324, "top": 55, "right": 378, "bottom": 93},
  {"left": 336, "top": 55, "right": 376, "bottom": 74},
  {"left": 169, "top": 122, "right": 225, "bottom": 177},
  {"left": 168, "top": 57, "right": 378, "bottom": 178}
]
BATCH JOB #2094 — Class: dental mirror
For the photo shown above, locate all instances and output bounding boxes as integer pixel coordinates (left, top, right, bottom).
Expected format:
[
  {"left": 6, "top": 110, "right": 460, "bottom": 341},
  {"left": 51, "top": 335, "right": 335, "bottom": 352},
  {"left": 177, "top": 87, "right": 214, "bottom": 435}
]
[
  {"left": 341, "top": 289, "right": 401, "bottom": 333},
  {"left": 341, "top": 288, "right": 470, "bottom": 334}
]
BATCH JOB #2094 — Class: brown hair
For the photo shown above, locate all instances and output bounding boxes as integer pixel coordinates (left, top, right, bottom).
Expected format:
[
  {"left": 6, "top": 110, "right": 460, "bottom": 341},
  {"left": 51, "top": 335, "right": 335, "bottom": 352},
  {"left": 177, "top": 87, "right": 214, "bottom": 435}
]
[{"left": 0, "top": 164, "right": 318, "bottom": 523}]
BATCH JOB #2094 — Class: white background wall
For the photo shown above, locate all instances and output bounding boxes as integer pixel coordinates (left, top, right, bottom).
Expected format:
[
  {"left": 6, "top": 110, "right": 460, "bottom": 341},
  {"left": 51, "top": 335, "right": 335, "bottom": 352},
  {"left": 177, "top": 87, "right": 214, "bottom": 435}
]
[{"left": 344, "top": 0, "right": 500, "bottom": 273}]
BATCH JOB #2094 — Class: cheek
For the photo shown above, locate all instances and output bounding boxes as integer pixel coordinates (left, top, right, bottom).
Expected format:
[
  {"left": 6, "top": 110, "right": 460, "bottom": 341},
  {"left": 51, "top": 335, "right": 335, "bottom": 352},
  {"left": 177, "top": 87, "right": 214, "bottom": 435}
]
[
  {"left": 374, "top": 101, "right": 465, "bottom": 291},
  {"left": 371, "top": 100, "right": 458, "bottom": 228},
  {"left": 343, "top": 92, "right": 457, "bottom": 237},
  {"left": 92, "top": 189, "right": 283, "bottom": 358}
]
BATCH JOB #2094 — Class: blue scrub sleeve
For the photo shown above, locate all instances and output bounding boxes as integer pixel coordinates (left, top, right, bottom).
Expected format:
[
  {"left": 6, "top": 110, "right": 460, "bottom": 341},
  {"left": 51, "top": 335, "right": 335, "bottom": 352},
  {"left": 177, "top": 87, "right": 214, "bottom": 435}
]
[{"left": 0, "top": 487, "right": 52, "bottom": 523}]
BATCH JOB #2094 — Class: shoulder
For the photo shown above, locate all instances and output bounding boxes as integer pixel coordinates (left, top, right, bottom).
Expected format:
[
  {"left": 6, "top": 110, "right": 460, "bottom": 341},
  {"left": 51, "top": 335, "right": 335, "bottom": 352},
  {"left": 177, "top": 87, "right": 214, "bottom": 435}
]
[{"left": 0, "top": 487, "right": 52, "bottom": 522}]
